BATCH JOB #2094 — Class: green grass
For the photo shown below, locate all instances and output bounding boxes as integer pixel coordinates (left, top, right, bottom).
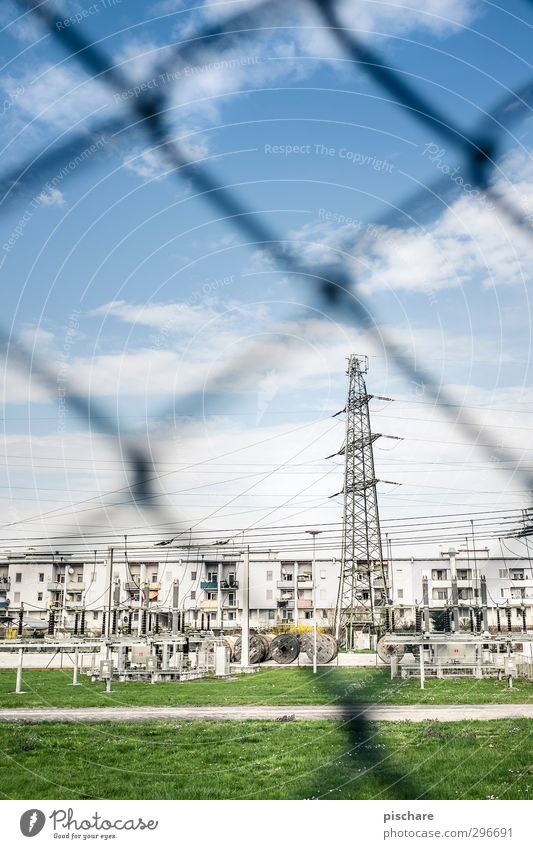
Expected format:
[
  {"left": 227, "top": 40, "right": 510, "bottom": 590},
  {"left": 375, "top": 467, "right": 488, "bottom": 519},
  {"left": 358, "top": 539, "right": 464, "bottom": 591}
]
[
  {"left": 0, "top": 719, "right": 532, "bottom": 799},
  {"left": 0, "top": 667, "right": 531, "bottom": 708}
]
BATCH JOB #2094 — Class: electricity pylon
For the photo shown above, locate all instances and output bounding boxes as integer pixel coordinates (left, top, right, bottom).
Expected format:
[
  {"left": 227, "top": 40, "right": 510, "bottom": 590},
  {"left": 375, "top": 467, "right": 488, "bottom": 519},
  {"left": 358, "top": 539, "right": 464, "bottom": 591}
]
[{"left": 333, "top": 355, "right": 390, "bottom": 649}]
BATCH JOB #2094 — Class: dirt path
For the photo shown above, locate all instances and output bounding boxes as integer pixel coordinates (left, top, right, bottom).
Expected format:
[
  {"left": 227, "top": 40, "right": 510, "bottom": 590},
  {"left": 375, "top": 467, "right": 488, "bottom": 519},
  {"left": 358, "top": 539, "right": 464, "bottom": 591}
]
[{"left": 0, "top": 704, "right": 532, "bottom": 722}]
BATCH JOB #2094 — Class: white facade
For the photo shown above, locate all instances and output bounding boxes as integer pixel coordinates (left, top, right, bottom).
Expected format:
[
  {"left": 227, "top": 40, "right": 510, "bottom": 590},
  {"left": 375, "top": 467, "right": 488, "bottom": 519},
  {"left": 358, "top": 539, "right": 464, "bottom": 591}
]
[{"left": 1, "top": 544, "right": 532, "bottom": 634}]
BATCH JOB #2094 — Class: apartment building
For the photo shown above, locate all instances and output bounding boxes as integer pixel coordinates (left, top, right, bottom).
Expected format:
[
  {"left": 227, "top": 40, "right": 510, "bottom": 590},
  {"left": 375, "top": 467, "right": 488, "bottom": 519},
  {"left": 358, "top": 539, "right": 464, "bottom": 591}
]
[{"left": 0, "top": 545, "right": 532, "bottom": 634}]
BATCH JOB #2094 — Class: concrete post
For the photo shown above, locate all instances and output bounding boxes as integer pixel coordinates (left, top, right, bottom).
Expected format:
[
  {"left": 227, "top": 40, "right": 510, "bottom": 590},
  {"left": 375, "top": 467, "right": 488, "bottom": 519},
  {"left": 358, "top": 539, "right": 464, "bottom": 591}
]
[
  {"left": 72, "top": 647, "right": 80, "bottom": 686},
  {"left": 419, "top": 644, "right": 425, "bottom": 690},
  {"left": 105, "top": 644, "right": 113, "bottom": 693},
  {"left": 15, "top": 648, "right": 24, "bottom": 694}
]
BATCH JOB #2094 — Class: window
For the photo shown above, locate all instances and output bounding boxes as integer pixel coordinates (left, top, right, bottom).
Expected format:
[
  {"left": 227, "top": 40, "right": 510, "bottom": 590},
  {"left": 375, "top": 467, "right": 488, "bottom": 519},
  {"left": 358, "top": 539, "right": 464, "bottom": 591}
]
[
  {"left": 227, "top": 611, "right": 235, "bottom": 621},
  {"left": 37, "top": 592, "right": 43, "bottom": 601},
  {"left": 304, "top": 611, "right": 312, "bottom": 620},
  {"left": 38, "top": 573, "right": 44, "bottom": 582},
  {"left": 432, "top": 569, "right": 448, "bottom": 581},
  {"left": 456, "top": 569, "right": 471, "bottom": 580},
  {"left": 190, "top": 591, "right": 196, "bottom": 601},
  {"left": 320, "top": 570, "right": 326, "bottom": 579},
  {"left": 266, "top": 570, "right": 273, "bottom": 582},
  {"left": 322, "top": 609, "right": 328, "bottom": 618},
  {"left": 77, "top": 573, "right": 84, "bottom": 583},
  {"left": 397, "top": 589, "right": 404, "bottom": 599},
  {"left": 207, "top": 571, "right": 217, "bottom": 582},
  {"left": 93, "top": 611, "right": 99, "bottom": 620},
  {"left": 14, "top": 592, "right": 20, "bottom": 602},
  {"left": 228, "top": 593, "right": 236, "bottom": 606},
  {"left": 432, "top": 589, "right": 448, "bottom": 601},
  {"left": 266, "top": 589, "right": 273, "bottom": 600},
  {"left": 501, "top": 588, "right": 509, "bottom": 597},
  {"left": 499, "top": 569, "right": 508, "bottom": 578},
  {"left": 15, "top": 573, "right": 21, "bottom": 583},
  {"left": 207, "top": 591, "right": 217, "bottom": 600},
  {"left": 268, "top": 610, "right": 275, "bottom": 620},
  {"left": 191, "top": 571, "right": 197, "bottom": 580},
  {"left": 151, "top": 573, "right": 158, "bottom": 583}
]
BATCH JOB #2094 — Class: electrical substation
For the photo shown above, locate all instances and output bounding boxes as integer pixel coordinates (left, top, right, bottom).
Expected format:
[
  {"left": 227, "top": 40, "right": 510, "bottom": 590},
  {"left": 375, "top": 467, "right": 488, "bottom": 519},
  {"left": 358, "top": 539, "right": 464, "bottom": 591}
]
[{"left": 1, "top": 354, "right": 533, "bottom": 692}]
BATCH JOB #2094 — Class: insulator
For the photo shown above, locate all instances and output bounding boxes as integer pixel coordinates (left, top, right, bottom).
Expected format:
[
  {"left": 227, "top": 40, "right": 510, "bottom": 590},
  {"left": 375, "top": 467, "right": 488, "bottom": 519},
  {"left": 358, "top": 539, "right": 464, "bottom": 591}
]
[
  {"left": 444, "top": 609, "right": 451, "bottom": 633},
  {"left": 127, "top": 613, "right": 132, "bottom": 635},
  {"left": 415, "top": 609, "right": 422, "bottom": 632},
  {"left": 101, "top": 611, "right": 106, "bottom": 636},
  {"left": 154, "top": 614, "right": 160, "bottom": 634},
  {"left": 112, "top": 609, "right": 118, "bottom": 635},
  {"left": 80, "top": 610, "right": 86, "bottom": 635},
  {"left": 391, "top": 609, "right": 396, "bottom": 632},
  {"left": 469, "top": 610, "right": 474, "bottom": 633},
  {"left": 496, "top": 608, "right": 501, "bottom": 633},
  {"left": 141, "top": 610, "right": 147, "bottom": 635},
  {"left": 48, "top": 610, "right": 55, "bottom": 635},
  {"left": 17, "top": 608, "right": 23, "bottom": 636},
  {"left": 74, "top": 612, "right": 79, "bottom": 635},
  {"left": 506, "top": 607, "right": 512, "bottom": 632},
  {"left": 475, "top": 609, "right": 482, "bottom": 632}
]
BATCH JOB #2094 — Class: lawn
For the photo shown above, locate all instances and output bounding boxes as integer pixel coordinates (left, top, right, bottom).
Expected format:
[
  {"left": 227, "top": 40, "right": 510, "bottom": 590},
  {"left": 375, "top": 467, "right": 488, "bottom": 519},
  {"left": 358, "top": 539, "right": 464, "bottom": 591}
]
[
  {"left": 0, "top": 719, "right": 532, "bottom": 799},
  {"left": 0, "top": 667, "right": 531, "bottom": 708}
]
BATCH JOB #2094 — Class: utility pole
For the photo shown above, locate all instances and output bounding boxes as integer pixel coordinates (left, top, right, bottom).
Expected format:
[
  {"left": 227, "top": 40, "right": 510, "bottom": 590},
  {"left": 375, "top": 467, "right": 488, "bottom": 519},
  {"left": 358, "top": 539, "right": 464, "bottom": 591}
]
[
  {"left": 334, "top": 355, "right": 390, "bottom": 649},
  {"left": 241, "top": 545, "right": 250, "bottom": 668},
  {"left": 172, "top": 579, "right": 180, "bottom": 634},
  {"left": 106, "top": 547, "right": 114, "bottom": 638},
  {"left": 306, "top": 530, "right": 321, "bottom": 674},
  {"left": 60, "top": 556, "right": 67, "bottom": 633}
]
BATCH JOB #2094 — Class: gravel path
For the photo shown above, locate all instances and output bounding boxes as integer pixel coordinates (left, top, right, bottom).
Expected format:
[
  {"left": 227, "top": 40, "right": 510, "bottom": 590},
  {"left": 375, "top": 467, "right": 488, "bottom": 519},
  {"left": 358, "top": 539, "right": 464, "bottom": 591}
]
[{"left": 0, "top": 704, "right": 532, "bottom": 722}]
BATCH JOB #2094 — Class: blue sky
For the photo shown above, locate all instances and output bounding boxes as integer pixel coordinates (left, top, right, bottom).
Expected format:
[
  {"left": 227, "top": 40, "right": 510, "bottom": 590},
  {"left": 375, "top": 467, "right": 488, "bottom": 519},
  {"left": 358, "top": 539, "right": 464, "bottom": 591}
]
[{"left": 0, "top": 0, "right": 532, "bottom": 554}]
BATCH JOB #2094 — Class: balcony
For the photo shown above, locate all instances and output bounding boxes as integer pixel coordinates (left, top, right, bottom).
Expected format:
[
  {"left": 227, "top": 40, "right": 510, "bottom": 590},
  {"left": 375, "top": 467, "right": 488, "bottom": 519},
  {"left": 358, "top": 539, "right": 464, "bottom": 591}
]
[
  {"left": 296, "top": 579, "right": 313, "bottom": 589},
  {"left": 125, "top": 581, "right": 141, "bottom": 593},
  {"left": 200, "top": 580, "right": 217, "bottom": 590},
  {"left": 0, "top": 600, "right": 10, "bottom": 609},
  {"left": 199, "top": 599, "right": 218, "bottom": 611},
  {"left": 65, "top": 600, "right": 84, "bottom": 609},
  {"left": 277, "top": 579, "right": 293, "bottom": 589},
  {"left": 0, "top": 577, "right": 10, "bottom": 590},
  {"left": 47, "top": 581, "right": 64, "bottom": 591},
  {"left": 277, "top": 599, "right": 294, "bottom": 609},
  {"left": 219, "top": 580, "right": 239, "bottom": 590},
  {"left": 297, "top": 599, "right": 313, "bottom": 609},
  {"left": 67, "top": 581, "right": 85, "bottom": 591}
]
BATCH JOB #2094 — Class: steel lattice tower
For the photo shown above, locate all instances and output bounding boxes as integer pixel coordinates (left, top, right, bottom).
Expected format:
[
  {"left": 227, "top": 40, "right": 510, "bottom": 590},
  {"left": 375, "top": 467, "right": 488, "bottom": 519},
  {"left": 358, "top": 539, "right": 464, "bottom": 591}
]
[{"left": 334, "top": 355, "right": 389, "bottom": 648}]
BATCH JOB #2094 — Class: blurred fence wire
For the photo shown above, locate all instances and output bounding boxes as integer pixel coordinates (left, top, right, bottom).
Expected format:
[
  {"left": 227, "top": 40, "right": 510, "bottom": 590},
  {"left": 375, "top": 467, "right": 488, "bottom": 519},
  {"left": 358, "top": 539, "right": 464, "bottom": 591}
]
[{"left": 3, "top": 0, "right": 531, "bottom": 520}]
